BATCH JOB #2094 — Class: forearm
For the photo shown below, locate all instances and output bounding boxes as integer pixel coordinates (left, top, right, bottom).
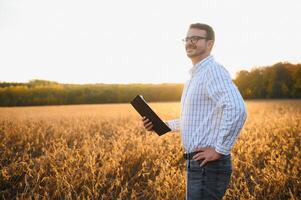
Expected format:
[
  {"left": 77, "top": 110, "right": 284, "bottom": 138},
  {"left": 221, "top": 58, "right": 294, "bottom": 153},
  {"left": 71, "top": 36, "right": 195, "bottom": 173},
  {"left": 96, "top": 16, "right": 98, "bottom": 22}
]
[
  {"left": 165, "top": 118, "right": 180, "bottom": 132},
  {"left": 215, "top": 102, "right": 247, "bottom": 155}
]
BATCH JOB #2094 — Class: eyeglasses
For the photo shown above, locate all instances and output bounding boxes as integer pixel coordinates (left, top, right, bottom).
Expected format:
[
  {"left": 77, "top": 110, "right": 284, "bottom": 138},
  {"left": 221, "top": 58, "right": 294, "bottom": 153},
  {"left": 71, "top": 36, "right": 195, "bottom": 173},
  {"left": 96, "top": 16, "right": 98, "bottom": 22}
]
[{"left": 182, "top": 36, "right": 207, "bottom": 44}]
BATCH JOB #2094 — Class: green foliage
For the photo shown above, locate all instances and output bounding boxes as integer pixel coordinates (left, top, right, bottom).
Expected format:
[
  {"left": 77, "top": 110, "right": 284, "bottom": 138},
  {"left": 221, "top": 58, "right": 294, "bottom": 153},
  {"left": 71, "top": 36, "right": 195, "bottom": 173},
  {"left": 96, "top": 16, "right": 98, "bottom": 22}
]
[
  {"left": 234, "top": 62, "right": 301, "bottom": 99},
  {"left": 1, "top": 63, "right": 300, "bottom": 106},
  {"left": 0, "top": 80, "right": 183, "bottom": 106}
]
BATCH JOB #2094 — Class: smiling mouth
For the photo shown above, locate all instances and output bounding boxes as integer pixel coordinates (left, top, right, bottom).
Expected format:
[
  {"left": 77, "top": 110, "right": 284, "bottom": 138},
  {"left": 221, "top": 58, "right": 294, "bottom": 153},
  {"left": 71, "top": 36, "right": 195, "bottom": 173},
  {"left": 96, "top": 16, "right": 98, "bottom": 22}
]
[
  {"left": 186, "top": 46, "right": 196, "bottom": 51},
  {"left": 186, "top": 48, "right": 194, "bottom": 52}
]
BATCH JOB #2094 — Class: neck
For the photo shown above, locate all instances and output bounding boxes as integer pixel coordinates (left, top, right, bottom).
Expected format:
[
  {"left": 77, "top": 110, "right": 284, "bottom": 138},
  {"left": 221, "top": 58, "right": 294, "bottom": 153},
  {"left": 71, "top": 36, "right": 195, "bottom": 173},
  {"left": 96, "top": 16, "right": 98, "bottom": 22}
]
[{"left": 191, "top": 52, "right": 210, "bottom": 65}]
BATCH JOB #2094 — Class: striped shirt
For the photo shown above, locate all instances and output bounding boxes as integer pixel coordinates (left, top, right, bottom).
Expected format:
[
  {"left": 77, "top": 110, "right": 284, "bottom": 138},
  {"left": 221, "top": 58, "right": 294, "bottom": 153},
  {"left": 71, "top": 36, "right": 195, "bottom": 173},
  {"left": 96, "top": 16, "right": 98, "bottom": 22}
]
[{"left": 166, "top": 55, "right": 247, "bottom": 155}]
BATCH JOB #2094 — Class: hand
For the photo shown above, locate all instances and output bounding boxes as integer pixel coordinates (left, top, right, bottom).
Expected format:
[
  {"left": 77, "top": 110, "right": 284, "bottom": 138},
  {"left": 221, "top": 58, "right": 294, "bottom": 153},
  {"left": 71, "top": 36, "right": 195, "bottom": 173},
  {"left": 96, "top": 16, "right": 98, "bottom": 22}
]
[
  {"left": 192, "top": 147, "right": 223, "bottom": 167},
  {"left": 142, "top": 116, "right": 154, "bottom": 132}
]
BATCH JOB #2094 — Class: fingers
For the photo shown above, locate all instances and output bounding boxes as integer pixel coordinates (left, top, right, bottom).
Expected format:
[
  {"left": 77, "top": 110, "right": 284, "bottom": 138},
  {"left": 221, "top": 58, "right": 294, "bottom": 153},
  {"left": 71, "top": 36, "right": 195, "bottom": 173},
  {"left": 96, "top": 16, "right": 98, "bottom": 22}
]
[
  {"left": 192, "top": 152, "right": 205, "bottom": 161},
  {"left": 200, "top": 159, "right": 208, "bottom": 167},
  {"left": 142, "top": 116, "right": 153, "bottom": 131},
  {"left": 192, "top": 151, "right": 208, "bottom": 167},
  {"left": 145, "top": 122, "right": 154, "bottom": 131},
  {"left": 142, "top": 116, "right": 150, "bottom": 124},
  {"left": 192, "top": 147, "right": 214, "bottom": 167}
]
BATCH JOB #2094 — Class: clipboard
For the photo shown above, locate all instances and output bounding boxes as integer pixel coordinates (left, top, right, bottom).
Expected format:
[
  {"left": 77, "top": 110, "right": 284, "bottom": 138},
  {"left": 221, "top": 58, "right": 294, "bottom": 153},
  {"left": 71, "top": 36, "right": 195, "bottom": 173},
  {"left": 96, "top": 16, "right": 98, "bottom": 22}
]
[{"left": 130, "top": 95, "right": 171, "bottom": 136}]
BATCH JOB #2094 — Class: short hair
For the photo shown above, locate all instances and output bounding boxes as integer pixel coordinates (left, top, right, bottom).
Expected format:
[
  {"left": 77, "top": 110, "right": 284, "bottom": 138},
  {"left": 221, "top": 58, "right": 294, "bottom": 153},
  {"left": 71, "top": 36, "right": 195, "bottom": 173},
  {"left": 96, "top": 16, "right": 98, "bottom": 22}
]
[{"left": 189, "top": 23, "right": 215, "bottom": 41}]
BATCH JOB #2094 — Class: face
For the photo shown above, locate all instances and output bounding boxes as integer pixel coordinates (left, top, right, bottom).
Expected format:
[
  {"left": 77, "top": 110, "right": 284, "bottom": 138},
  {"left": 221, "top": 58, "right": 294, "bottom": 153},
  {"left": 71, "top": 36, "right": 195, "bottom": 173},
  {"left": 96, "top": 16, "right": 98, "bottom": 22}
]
[{"left": 185, "top": 28, "right": 213, "bottom": 59}]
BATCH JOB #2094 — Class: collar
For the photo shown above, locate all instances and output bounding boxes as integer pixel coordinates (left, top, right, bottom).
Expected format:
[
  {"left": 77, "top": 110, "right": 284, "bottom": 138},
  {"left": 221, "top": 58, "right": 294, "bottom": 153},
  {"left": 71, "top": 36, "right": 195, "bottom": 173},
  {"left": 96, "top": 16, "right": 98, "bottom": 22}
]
[{"left": 188, "top": 55, "right": 214, "bottom": 77}]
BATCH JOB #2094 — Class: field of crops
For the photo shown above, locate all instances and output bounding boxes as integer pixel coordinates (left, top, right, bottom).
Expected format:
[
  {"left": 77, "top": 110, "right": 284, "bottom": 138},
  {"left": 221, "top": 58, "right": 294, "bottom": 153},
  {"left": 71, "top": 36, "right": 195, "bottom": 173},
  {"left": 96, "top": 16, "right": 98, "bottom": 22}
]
[{"left": 0, "top": 100, "right": 300, "bottom": 199}]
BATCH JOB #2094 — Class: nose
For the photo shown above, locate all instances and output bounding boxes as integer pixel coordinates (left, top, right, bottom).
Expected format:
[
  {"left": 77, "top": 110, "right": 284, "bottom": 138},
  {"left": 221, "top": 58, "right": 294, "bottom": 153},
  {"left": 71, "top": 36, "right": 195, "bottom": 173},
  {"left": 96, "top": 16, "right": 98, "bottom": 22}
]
[
  {"left": 186, "top": 41, "right": 195, "bottom": 49},
  {"left": 185, "top": 38, "right": 193, "bottom": 44}
]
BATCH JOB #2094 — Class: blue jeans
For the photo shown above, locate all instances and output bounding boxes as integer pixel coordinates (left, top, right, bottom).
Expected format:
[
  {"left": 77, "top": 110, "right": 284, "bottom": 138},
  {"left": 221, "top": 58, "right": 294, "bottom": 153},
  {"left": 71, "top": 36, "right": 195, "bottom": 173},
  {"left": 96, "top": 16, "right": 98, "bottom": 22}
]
[{"left": 186, "top": 154, "right": 232, "bottom": 200}]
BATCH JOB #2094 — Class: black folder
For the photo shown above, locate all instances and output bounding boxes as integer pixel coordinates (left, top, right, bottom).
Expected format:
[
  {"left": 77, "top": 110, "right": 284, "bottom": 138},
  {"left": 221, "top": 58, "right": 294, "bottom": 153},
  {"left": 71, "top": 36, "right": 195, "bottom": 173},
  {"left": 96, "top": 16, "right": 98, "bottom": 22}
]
[{"left": 130, "top": 95, "right": 171, "bottom": 136}]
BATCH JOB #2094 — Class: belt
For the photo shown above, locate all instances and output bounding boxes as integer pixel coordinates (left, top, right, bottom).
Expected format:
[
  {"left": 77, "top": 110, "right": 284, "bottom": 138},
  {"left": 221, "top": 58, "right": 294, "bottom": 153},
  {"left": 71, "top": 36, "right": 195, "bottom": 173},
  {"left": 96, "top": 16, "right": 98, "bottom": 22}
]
[{"left": 183, "top": 151, "right": 199, "bottom": 160}]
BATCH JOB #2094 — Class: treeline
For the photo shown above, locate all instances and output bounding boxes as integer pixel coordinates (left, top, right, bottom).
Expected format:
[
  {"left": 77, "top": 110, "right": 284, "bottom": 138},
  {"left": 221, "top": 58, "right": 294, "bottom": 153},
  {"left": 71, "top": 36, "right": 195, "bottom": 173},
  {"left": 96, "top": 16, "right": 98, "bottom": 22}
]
[
  {"left": 0, "top": 80, "right": 183, "bottom": 106},
  {"left": 0, "top": 62, "right": 300, "bottom": 106},
  {"left": 234, "top": 62, "right": 301, "bottom": 98}
]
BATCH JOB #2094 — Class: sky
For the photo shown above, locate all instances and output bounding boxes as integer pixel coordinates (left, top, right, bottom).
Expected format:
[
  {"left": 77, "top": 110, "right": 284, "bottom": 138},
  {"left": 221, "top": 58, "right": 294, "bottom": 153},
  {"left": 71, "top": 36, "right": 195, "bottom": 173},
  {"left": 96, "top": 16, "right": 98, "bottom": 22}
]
[{"left": 0, "top": 0, "right": 300, "bottom": 84}]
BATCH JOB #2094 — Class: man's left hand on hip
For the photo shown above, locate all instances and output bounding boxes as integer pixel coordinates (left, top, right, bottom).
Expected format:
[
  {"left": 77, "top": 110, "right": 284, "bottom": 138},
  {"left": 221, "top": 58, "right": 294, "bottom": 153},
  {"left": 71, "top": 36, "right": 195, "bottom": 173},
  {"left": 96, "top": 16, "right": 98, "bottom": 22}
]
[{"left": 192, "top": 147, "right": 223, "bottom": 167}]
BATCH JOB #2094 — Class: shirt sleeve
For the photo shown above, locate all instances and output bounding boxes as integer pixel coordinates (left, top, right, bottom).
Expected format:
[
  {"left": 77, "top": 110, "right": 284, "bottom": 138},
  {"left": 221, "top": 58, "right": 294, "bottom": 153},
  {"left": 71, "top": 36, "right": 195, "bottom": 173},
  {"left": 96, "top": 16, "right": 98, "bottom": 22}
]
[
  {"left": 206, "top": 64, "right": 247, "bottom": 155},
  {"left": 165, "top": 119, "right": 180, "bottom": 132}
]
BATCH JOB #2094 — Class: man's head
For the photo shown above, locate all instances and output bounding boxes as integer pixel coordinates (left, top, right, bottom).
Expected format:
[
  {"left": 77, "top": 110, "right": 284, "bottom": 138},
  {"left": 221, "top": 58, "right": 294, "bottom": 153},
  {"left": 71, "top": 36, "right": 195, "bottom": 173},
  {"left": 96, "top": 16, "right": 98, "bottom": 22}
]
[{"left": 184, "top": 23, "right": 215, "bottom": 63}]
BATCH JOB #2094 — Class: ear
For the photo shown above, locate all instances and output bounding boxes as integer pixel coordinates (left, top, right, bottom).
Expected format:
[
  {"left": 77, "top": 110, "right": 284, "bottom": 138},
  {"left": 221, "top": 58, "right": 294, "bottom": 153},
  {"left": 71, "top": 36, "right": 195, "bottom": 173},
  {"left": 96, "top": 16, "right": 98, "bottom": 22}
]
[{"left": 207, "top": 40, "right": 214, "bottom": 51}]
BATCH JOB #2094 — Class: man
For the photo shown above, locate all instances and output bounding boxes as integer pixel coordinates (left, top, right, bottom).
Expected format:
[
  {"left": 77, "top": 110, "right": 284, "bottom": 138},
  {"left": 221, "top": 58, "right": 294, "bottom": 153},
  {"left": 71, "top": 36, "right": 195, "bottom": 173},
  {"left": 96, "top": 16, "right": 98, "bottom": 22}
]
[{"left": 142, "top": 23, "right": 247, "bottom": 200}]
